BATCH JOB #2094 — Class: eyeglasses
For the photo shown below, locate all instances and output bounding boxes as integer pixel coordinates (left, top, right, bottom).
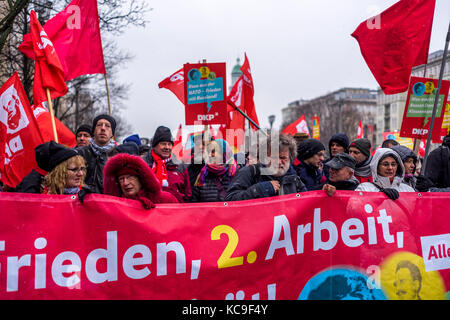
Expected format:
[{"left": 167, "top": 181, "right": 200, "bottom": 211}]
[
  {"left": 67, "top": 167, "right": 87, "bottom": 173},
  {"left": 118, "top": 175, "right": 138, "bottom": 183},
  {"left": 379, "top": 162, "right": 397, "bottom": 168}
]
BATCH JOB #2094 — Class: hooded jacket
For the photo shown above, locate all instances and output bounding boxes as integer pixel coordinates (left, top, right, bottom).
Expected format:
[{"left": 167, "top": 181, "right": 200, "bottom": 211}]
[
  {"left": 103, "top": 153, "right": 178, "bottom": 208},
  {"left": 355, "top": 148, "right": 415, "bottom": 192},
  {"left": 390, "top": 144, "right": 418, "bottom": 189}
]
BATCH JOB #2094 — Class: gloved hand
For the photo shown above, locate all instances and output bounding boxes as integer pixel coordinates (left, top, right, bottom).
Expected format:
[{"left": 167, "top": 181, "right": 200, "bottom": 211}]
[
  {"left": 415, "top": 175, "right": 435, "bottom": 192},
  {"left": 78, "top": 186, "right": 93, "bottom": 203},
  {"left": 380, "top": 188, "right": 399, "bottom": 200}
]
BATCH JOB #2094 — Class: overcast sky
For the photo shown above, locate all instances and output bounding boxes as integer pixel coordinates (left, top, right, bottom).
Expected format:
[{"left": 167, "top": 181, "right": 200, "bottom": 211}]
[{"left": 116, "top": 0, "right": 450, "bottom": 141}]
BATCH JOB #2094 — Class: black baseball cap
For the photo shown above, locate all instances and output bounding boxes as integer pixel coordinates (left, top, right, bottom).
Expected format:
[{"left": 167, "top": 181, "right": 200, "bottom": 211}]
[{"left": 325, "top": 152, "right": 356, "bottom": 170}]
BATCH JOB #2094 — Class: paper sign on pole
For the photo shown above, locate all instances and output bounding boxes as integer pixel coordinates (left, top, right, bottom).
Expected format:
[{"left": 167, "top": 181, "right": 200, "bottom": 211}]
[
  {"left": 183, "top": 62, "right": 227, "bottom": 125},
  {"left": 399, "top": 76, "right": 450, "bottom": 143}
]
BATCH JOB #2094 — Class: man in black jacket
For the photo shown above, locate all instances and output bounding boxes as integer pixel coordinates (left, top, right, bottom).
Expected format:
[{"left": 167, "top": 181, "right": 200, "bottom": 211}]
[
  {"left": 76, "top": 114, "right": 117, "bottom": 194},
  {"left": 225, "top": 134, "right": 307, "bottom": 201},
  {"left": 320, "top": 152, "right": 359, "bottom": 196}
]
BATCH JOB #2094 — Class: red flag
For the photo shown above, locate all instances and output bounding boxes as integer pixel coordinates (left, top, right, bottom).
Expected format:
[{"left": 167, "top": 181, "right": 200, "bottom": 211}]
[
  {"left": 19, "top": 0, "right": 106, "bottom": 81},
  {"left": 227, "top": 77, "right": 246, "bottom": 131},
  {"left": 31, "top": 103, "right": 76, "bottom": 148},
  {"left": 419, "top": 138, "right": 426, "bottom": 157},
  {"left": 240, "top": 54, "right": 259, "bottom": 129},
  {"left": 282, "top": 114, "right": 310, "bottom": 136},
  {"left": 158, "top": 68, "right": 185, "bottom": 105},
  {"left": 0, "top": 72, "right": 45, "bottom": 188},
  {"left": 172, "top": 124, "right": 183, "bottom": 159},
  {"left": 351, "top": 0, "right": 436, "bottom": 94},
  {"left": 28, "top": 10, "right": 68, "bottom": 107},
  {"left": 357, "top": 120, "right": 364, "bottom": 139}
]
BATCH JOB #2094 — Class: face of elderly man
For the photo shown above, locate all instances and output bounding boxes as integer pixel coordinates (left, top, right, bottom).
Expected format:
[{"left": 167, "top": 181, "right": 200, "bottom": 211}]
[{"left": 268, "top": 146, "right": 291, "bottom": 177}]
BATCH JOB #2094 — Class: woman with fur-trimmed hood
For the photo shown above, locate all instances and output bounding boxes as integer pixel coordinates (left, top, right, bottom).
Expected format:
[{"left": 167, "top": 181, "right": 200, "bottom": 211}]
[{"left": 103, "top": 153, "right": 178, "bottom": 209}]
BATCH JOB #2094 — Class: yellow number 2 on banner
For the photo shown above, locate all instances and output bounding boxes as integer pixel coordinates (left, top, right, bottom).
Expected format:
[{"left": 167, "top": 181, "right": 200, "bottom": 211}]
[{"left": 211, "top": 225, "right": 244, "bottom": 269}]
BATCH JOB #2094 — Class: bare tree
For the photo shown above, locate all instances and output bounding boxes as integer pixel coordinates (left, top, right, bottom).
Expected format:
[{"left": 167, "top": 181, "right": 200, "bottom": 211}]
[{"left": 0, "top": 0, "right": 150, "bottom": 139}]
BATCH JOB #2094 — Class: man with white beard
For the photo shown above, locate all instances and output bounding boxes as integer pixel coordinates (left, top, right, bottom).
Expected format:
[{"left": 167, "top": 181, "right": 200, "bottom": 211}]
[{"left": 225, "top": 134, "right": 307, "bottom": 201}]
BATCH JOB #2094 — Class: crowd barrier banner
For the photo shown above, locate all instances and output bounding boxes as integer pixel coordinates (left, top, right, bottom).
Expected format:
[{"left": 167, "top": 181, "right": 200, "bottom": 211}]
[{"left": 0, "top": 191, "right": 449, "bottom": 300}]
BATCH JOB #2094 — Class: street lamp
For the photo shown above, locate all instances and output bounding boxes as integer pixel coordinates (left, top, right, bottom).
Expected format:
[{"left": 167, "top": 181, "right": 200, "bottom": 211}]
[{"left": 268, "top": 115, "right": 276, "bottom": 130}]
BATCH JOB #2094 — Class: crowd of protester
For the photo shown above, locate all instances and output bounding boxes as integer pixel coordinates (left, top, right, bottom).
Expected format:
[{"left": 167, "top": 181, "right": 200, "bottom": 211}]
[{"left": 1, "top": 113, "right": 449, "bottom": 209}]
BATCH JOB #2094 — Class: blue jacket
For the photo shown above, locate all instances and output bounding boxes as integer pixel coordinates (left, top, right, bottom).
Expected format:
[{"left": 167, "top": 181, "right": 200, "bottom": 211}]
[{"left": 294, "top": 159, "right": 326, "bottom": 191}]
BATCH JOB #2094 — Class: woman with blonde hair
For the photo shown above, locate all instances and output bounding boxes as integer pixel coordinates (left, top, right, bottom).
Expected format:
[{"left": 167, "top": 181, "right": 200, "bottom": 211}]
[{"left": 42, "top": 141, "right": 87, "bottom": 195}]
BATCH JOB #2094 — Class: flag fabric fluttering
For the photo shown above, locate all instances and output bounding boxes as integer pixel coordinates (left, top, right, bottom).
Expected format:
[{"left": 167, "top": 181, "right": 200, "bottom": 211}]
[
  {"left": 27, "top": 10, "right": 68, "bottom": 107},
  {"left": 282, "top": 114, "right": 310, "bottom": 136},
  {"left": 357, "top": 120, "right": 364, "bottom": 139},
  {"left": 0, "top": 72, "right": 45, "bottom": 188},
  {"left": 351, "top": 0, "right": 436, "bottom": 95},
  {"left": 19, "top": 0, "right": 106, "bottom": 81},
  {"left": 31, "top": 103, "right": 76, "bottom": 148},
  {"left": 158, "top": 68, "right": 185, "bottom": 105},
  {"left": 239, "top": 54, "right": 259, "bottom": 130}
]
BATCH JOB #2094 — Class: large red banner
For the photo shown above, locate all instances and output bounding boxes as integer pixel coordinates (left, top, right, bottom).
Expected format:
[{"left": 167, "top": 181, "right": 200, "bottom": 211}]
[{"left": 0, "top": 191, "right": 448, "bottom": 300}]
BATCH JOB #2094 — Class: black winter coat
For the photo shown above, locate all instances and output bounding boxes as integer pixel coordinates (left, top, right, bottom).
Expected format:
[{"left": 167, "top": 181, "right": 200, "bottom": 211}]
[
  {"left": 76, "top": 145, "right": 108, "bottom": 194},
  {"left": 424, "top": 145, "right": 450, "bottom": 188},
  {"left": 225, "top": 164, "right": 307, "bottom": 201},
  {"left": 191, "top": 171, "right": 233, "bottom": 202}
]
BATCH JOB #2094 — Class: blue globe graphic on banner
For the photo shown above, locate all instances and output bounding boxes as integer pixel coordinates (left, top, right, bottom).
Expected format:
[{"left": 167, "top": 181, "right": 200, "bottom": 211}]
[
  {"left": 298, "top": 268, "right": 386, "bottom": 300},
  {"left": 412, "top": 82, "right": 426, "bottom": 96}
]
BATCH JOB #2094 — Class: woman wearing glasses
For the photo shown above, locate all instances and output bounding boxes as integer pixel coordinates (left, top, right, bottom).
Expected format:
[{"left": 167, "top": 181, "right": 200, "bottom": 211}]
[
  {"left": 42, "top": 141, "right": 87, "bottom": 195},
  {"left": 355, "top": 148, "right": 415, "bottom": 199},
  {"left": 103, "top": 153, "right": 178, "bottom": 209}
]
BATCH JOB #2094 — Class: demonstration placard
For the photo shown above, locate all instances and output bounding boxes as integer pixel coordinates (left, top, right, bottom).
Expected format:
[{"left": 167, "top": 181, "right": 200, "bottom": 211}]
[
  {"left": 0, "top": 191, "right": 448, "bottom": 300},
  {"left": 183, "top": 62, "right": 227, "bottom": 125},
  {"left": 400, "top": 76, "right": 450, "bottom": 143}
]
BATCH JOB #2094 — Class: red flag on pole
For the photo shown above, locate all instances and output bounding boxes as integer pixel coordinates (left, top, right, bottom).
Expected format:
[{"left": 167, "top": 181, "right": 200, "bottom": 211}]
[
  {"left": 31, "top": 103, "right": 76, "bottom": 148},
  {"left": 351, "top": 0, "right": 436, "bottom": 94},
  {"left": 282, "top": 114, "right": 310, "bottom": 136},
  {"left": 158, "top": 68, "right": 185, "bottom": 105},
  {"left": 0, "top": 72, "right": 45, "bottom": 188},
  {"left": 19, "top": 0, "right": 106, "bottom": 81},
  {"left": 240, "top": 54, "right": 259, "bottom": 130},
  {"left": 28, "top": 10, "right": 68, "bottom": 107},
  {"left": 357, "top": 120, "right": 364, "bottom": 139}
]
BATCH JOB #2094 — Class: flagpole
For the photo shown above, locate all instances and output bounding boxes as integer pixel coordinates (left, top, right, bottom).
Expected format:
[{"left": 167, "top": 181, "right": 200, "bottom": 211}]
[
  {"left": 421, "top": 22, "right": 450, "bottom": 173},
  {"left": 104, "top": 73, "right": 112, "bottom": 116},
  {"left": 45, "top": 88, "right": 59, "bottom": 143},
  {"left": 227, "top": 100, "right": 267, "bottom": 136}
]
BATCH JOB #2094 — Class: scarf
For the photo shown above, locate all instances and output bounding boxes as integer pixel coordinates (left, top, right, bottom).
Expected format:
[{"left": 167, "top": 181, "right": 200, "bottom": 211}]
[
  {"left": 90, "top": 139, "right": 115, "bottom": 156},
  {"left": 355, "top": 154, "right": 372, "bottom": 177},
  {"left": 151, "top": 150, "right": 171, "bottom": 187},
  {"left": 127, "top": 189, "right": 155, "bottom": 210}
]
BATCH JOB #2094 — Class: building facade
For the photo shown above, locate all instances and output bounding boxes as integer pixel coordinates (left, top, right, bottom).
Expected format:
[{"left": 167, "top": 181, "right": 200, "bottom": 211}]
[
  {"left": 375, "top": 50, "right": 450, "bottom": 146},
  {"left": 282, "top": 87, "right": 377, "bottom": 150}
]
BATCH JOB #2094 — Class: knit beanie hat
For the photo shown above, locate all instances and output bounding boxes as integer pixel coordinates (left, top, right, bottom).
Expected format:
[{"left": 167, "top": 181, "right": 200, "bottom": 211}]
[
  {"left": 123, "top": 134, "right": 141, "bottom": 146},
  {"left": 75, "top": 124, "right": 92, "bottom": 136},
  {"left": 349, "top": 138, "right": 371, "bottom": 158},
  {"left": 297, "top": 139, "right": 325, "bottom": 160},
  {"left": 47, "top": 141, "right": 78, "bottom": 172},
  {"left": 92, "top": 114, "right": 117, "bottom": 135},
  {"left": 35, "top": 142, "right": 52, "bottom": 172},
  {"left": 329, "top": 133, "right": 350, "bottom": 153},
  {"left": 443, "top": 134, "right": 450, "bottom": 148},
  {"left": 151, "top": 126, "right": 174, "bottom": 147}
]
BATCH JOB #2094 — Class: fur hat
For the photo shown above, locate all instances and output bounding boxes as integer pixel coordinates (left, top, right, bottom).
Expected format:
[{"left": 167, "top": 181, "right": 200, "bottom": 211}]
[
  {"left": 92, "top": 114, "right": 117, "bottom": 135},
  {"left": 103, "top": 153, "right": 160, "bottom": 196}
]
